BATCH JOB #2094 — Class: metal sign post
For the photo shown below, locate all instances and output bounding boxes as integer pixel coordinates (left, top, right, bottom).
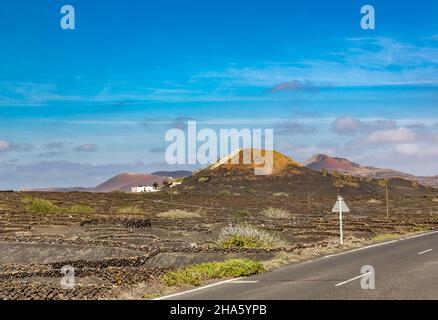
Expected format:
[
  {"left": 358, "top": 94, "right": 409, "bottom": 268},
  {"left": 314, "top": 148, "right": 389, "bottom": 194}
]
[
  {"left": 339, "top": 197, "right": 343, "bottom": 245},
  {"left": 332, "top": 196, "right": 350, "bottom": 245}
]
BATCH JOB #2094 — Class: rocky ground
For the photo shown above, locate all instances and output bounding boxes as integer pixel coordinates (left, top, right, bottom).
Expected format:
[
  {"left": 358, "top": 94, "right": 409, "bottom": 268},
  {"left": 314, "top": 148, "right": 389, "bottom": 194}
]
[{"left": 1, "top": 191, "right": 438, "bottom": 299}]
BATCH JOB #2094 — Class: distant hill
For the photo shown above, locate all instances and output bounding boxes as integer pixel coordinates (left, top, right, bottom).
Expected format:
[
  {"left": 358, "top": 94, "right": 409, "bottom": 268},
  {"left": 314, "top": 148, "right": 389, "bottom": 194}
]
[
  {"left": 22, "top": 187, "right": 92, "bottom": 192},
  {"left": 303, "top": 154, "right": 365, "bottom": 173},
  {"left": 23, "top": 152, "right": 438, "bottom": 195},
  {"left": 93, "top": 173, "right": 170, "bottom": 192},
  {"left": 152, "top": 170, "right": 192, "bottom": 178},
  {"left": 177, "top": 149, "right": 436, "bottom": 197},
  {"left": 303, "top": 154, "right": 438, "bottom": 188},
  {"left": 25, "top": 173, "right": 171, "bottom": 193}
]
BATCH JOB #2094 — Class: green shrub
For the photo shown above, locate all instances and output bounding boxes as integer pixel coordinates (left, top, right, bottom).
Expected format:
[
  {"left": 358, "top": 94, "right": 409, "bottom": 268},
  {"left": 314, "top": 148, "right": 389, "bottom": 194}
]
[
  {"left": 261, "top": 207, "right": 291, "bottom": 219},
  {"left": 116, "top": 206, "right": 143, "bottom": 214},
  {"left": 218, "top": 225, "right": 285, "bottom": 249},
  {"left": 22, "top": 196, "right": 59, "bottom": 214},
  {"left": 69, "top": 204, "right": 94, "bottom": 214},
  {"left": 157, "top": 209, "right": 201, "bottom": 219},
  {"left": 220, "top": 235, "right": 265, "bottom": 248},
  {"left": 162, "top": 259, "right": 265, "bottom": 286}
]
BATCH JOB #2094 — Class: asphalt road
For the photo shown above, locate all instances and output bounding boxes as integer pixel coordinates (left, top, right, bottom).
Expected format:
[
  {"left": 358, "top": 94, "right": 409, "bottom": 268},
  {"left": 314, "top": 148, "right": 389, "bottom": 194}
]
[{"left": 159, "top": 230, "right": 438, "bottom": 300}]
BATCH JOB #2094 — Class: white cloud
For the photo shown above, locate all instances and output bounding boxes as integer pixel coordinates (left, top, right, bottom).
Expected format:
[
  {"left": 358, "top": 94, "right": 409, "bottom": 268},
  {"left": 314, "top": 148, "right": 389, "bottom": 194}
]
[
  {"left": 365, "top": 128, "right": 417, "bottom": 144},
  {"left": 0, "top": 140, "right": 33, "bottom": 153},
  {"left": 345, "top": 37, "right": 438, "bottom": 68},
  {"left": 75, "top": 144, "right": 98, "bottom": 152},
  {"left": 195, "top": 37, "right": 438, "bottom": 88},
  {"left": 332, "top": 117, "right": 397, "bottom": 135},
  {"left": 275, "top": 121, "right": 317, "bottom": 135},
  {"left": 2, "top": 37, "right": 438, "bottom": 107},
  {"left": 394, "top": 143, "right": 421, "bottom": 156},
  {"left": 0, "top": 82, "right": 82, "bottom": 106},
  {"left": 332, "top": 117, "right": 361, "bottom": 135},
  {"left": 0, "top": 140, "right": 12, "bottom": 152}
]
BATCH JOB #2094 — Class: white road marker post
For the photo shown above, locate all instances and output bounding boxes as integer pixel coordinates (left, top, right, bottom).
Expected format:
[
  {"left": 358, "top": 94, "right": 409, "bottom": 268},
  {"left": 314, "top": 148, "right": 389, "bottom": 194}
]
[
  {"left": 339, "top": 196, "right": 343, "bottom": 245},
  {"left": 332, "top": 196, "right": 350, "bottom": 246}
]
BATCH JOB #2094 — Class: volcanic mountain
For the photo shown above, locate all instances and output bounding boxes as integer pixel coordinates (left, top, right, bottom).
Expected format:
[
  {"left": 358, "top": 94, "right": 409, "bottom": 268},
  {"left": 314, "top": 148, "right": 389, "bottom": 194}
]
[
  {"left": 303, "top": 154, "right": 438, "bottom": 188},
  {"left": 177, "top": 149, "right": 435, "bottom": 197},
  {"left": 303, "top": 154, "right": 365, "bottom": 173},
  {"left": 25, "top": 173, "right": 171, "bottom": 193},
  {"left": 204, "top": 149, "right": 302, "bottom": 175}
]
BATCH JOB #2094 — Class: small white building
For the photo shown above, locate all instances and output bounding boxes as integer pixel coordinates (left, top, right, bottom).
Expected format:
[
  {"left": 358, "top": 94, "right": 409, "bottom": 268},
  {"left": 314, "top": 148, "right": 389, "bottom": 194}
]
[{"left": 131, "top": 186, "right": 157, "bottom": 193}]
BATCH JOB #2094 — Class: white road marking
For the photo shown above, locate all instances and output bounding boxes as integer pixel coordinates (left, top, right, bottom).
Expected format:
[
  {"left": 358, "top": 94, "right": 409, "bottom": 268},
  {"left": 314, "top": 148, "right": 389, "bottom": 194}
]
[
  {"left": 335, "top": 272, "right": 373, "bottom": 287},
  {"left": 406, "top": 230, "right": 438, "bottom": 240},
  {"left": 153, "top": 277, "right": 243, "bottom": 300},
  {"left": 324, "top": 240, "right": 399, "bottom": 259},
  {"left": 155, "top": 230, "right": 438, "bottom": 299},
  {"left": 418, "top": 249, "right": 432, "bottom": 255},
  {"left": 232, "top": 280, "right": 259, "bottom": 284},
  {"left": 324, "top": 230, "right": 438, "bottom": 259}
]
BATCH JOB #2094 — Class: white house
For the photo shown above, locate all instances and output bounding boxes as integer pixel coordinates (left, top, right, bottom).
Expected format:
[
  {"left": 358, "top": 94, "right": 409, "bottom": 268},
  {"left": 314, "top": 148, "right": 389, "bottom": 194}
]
[{"left": 131, "top": 186, "right": 158, "bottom": 193}]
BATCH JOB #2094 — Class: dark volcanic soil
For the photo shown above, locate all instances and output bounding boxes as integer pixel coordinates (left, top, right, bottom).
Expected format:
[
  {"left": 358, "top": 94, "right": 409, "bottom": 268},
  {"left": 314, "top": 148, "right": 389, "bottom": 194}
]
[{"left": 1, "top": 191, "right": 438, "bottom": 299}]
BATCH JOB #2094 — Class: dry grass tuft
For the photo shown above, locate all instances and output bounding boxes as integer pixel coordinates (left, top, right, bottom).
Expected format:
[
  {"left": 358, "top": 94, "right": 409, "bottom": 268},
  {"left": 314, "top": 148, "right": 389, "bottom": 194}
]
[
  {"left": 218, "top": 224, "right": 286, "bottom": 249},
  {"left": 116, "top": 206, "right": 144, "bottom": 215},
  {"left": 261, "top": 207, "right": 291, "bottom": 219},
  {"left": 69, "top": 204, "right": 94, "bottom": 214},
  {"left": 157, "top": 209, "right": 201, "bottom": 219}
]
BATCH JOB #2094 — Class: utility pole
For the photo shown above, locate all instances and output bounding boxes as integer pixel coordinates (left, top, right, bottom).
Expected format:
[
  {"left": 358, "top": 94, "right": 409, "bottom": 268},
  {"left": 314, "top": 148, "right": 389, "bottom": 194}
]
[
  {"left": 430, "top": 198, "right": 433, "bottom": 217},
  {"left": 385, "top": 184, "right": 389, "bottom": 219}
]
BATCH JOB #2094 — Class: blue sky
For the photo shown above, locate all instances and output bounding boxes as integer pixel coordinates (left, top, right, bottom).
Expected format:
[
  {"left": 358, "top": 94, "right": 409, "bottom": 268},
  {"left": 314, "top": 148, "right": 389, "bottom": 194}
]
[{"left": 1, "top": 0, "right": 438, "bottom": 188}]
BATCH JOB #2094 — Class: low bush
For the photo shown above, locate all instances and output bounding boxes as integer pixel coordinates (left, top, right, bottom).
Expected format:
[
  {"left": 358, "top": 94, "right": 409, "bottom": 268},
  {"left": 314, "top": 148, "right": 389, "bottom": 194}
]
[
  {"left": 116, "top": 206, "right": 143, "bottom": 215},
  {"left": 22, "top": 196, "right": 59, "bottom": 214},
  {"left": 218, "top": 225, "right": 286, "bottom": 249},
  {"left": 261, "top": 207, "right": 291, "bottom": 219},
  {"left": 162, "top": 259, "right": 265, "bottom": 286}
]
